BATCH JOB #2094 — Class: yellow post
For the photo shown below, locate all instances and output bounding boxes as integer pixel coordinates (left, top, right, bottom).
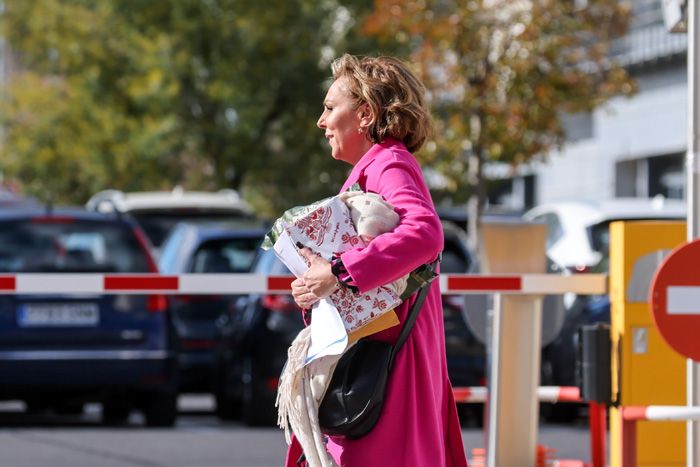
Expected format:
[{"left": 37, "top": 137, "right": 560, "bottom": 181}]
[{"left": 609, "top": 221, "right": 686, "bottom": 466}]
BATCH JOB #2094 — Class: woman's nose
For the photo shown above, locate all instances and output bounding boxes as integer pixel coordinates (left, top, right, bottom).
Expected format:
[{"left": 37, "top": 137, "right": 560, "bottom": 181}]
[{"left": 317, "top": 114, "right": 325, "bottom": 129}]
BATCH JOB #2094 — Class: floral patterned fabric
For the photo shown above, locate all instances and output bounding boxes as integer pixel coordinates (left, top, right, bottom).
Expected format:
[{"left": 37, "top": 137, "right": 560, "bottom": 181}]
[{"left": 263, "top": 190, "right": 403, "bottom": 334}]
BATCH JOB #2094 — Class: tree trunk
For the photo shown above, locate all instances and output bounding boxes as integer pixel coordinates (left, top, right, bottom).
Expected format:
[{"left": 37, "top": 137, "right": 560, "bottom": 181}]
[{"left": 466, "top": 145, "right": 486, "bottom": 254}]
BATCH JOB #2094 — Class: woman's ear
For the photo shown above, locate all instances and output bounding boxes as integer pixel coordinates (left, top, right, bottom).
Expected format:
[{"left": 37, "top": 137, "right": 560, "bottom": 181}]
[{"left": 358, "top": 103, "right": 373, "bottom": 127}]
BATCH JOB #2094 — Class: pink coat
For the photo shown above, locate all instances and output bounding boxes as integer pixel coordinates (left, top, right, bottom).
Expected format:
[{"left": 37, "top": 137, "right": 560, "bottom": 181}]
[{"left": 286, "top": 138, "right": 468, "bottom": 467}]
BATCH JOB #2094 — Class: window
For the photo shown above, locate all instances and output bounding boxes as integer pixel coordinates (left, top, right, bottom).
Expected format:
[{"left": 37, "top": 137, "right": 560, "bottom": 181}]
[
  {"left": 0, "top": 220, "right": 150, "bottom": 273},
  {"left": 533, "top": 213, "right": 564, "bottom": 248},
  {"left": 190, "top": 237, "right": 261, "bottom": 273}
]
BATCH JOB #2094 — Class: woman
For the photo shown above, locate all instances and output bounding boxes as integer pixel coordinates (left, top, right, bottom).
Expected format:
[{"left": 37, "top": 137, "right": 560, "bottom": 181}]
[{"left": 289, "top": 54, "right": 468, "bottom": 467}]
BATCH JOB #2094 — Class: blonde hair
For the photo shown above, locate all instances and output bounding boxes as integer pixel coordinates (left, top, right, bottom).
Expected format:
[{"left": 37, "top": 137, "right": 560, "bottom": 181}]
[{"left": 331, "top": 54, "right": 432, "bottom": 153}]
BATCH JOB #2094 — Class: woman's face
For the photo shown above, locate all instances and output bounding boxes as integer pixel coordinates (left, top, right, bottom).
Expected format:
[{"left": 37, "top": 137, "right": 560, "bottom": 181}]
[{"left": 317, "top": 77, "right": 372, "bottom": 165}]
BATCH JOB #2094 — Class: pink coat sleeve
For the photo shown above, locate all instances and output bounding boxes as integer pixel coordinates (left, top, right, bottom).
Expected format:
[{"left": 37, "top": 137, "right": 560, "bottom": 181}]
[{"left": 339, "top": 148, "right": 443, "bottom": 293}]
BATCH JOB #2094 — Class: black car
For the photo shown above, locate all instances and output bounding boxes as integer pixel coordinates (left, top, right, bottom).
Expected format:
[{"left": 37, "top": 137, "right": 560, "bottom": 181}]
[
  {"left": 214, "top": 246, "right": 304, "bottom": 425},
  {"left": 439, "top": 222, "right": 485, "bottom": 389},
  {"left": 214, "top": 220, "right": 481, "bottom": 426},
  {"left": 157, "top": 221, "right": 267, "bottom": 393},
  {"left": 0, "top": 207, "right": 178, "bottom": 426}
]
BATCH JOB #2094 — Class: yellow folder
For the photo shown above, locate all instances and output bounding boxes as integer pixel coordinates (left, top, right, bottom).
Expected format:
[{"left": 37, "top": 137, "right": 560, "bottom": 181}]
[{"left": 347, "top": 309, "right": 400, "bottom": 344}]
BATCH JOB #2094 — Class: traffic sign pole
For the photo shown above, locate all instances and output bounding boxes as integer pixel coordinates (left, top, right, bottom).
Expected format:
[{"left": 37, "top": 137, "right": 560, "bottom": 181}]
[{"left": 687, "top": 0, "right": 700, "bottom": 463}]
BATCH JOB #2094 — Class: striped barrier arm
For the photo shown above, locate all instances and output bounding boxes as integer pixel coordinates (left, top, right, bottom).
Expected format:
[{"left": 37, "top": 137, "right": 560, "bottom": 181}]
[
  {"left": 622, "top": 405, "right": 700, "bottom": 421},
  {"left": 0, "top": 273, "right": 608, "bottom": 295},
  {"left": 453, "top": 386, "right": 582, "bottom": 404},
  {"left": 620, "top": 405, "right": 700, "bottom": 467}
]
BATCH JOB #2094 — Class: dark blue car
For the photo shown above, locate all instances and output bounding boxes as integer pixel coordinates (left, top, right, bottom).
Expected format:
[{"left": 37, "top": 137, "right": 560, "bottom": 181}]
[
  {"left": 157, "top": 221, "right": 267, "bottom": 393},
  {"left": 0, "top": 207, "right": 178, "bottom": 426}
]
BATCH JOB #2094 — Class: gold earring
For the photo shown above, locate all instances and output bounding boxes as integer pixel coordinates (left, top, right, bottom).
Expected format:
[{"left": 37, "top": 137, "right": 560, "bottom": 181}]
[{"left": 357, "top": 127, "right": 363, "bottom": 134}]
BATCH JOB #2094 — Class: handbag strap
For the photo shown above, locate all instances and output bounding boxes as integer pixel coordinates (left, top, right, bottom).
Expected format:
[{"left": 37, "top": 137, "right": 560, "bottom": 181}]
[{"left": 389, "top": 257, "right": 439, "bottom": 366}]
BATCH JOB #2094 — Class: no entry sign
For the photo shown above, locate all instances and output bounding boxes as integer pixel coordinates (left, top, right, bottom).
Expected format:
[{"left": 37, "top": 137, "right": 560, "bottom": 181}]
[{"left": 649, "top": 238, "right": 700, "bottom": 361}]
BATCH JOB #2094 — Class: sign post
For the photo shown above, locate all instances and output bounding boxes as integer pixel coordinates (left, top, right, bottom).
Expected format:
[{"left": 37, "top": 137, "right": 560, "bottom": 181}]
[{"left": 687, "top": 1, "right": 700, "bottom": 463}]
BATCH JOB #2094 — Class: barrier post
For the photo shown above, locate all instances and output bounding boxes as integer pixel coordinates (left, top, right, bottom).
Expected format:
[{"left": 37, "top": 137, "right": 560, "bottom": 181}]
[
  {"left": 589, "top": 401, "right": 607, "bottom": 467},
  {"left": 481, "top": 222, "right": 546, "bottom": 467}
]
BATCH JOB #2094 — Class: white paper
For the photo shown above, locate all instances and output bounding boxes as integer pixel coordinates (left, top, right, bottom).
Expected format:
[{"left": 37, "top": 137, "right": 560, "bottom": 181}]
[
  {"left": 272, "top": 229, "right": 308, "bottom": 277},
  {"left": 305, "top": 299, "right": 348, "bottom": 365}
]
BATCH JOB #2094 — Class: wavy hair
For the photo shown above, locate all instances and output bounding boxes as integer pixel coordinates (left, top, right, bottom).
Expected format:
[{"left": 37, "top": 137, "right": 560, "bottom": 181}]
[{"left": 331, "top": 54, "right": 432, "bottom": 153}]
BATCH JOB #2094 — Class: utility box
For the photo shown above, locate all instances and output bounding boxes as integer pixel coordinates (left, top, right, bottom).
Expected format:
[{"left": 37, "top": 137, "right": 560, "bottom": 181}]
[
  {"left": 578, "top": 323, "right": 611, "bottom": 405},
  {"left": 609, "top": 221, "right": 686, "bottom": 466}
]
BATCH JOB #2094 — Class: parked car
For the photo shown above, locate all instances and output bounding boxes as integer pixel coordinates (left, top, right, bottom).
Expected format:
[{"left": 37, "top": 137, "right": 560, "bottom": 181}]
[
  {"left": 213, "top": 220, "right": 482, "bottom": 426},
  {"left": 439, "top": 221, "right": 485, "bottom": 390},
  {"left": 86, "top": 187, "right": 254, "bottom": 254},
  {"left": 524, "top": 196, "right": 686, "bottom": 419},
  {"left": 0, "top": 189, "right": 38, "bottom": 208},
  {"left": 213, "top": 246, "right": 303, "bottom": 425},
  {"left": 0, "top": 206, "right": 178, "bottom": 426},
  {"left": 157, "top": 221, "right": 267, "bottom": 393}
]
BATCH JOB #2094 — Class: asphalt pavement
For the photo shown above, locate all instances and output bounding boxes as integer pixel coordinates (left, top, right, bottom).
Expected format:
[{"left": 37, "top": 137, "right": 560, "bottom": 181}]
[{"left": 0, "top": 396, "right": 597, "bottom": 466}]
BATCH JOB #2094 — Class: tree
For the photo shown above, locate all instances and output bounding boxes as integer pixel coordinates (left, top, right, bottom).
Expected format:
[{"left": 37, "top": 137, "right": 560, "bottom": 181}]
[
  {"left": 363, "top": 0, "right": 636, "bottom": 249},
  {"left": 0, "top": 0, "right": 373, "bottom": 216}
]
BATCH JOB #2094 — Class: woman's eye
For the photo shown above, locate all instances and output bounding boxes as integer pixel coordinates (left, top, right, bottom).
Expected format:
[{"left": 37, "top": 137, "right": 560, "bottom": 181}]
[{"left": 325, "top": 105, "right": 332, "bottom": 112}]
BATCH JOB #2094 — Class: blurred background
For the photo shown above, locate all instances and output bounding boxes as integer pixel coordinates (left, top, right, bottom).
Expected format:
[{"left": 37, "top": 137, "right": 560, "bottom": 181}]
[{"left": 0, "top": 0, "right": 692, "bottom": 464}]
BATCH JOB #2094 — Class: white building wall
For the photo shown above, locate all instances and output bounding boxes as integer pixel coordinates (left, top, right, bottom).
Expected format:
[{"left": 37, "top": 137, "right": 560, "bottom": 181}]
[{"left": 533, "top": 65, "right": 687, "bottom": 204}]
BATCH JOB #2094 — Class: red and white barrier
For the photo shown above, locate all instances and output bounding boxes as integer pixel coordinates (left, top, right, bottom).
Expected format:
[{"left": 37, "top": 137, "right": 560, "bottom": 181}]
[
  {"left": 0, "top": 273, "right": 608, "bottom": 295},
  {"left": 440, "top": 273, "right": 607, "bottom": 295},
  {"left": 453, "top": 386, "right": 582, "bottom": 404},
  {"left": 0, "top": 274, "right": 293, "bottom": 294},
  {"left": 623, "top": 405, "right": 700, "bottom": 421},
  {"left": 620, "top": 406, "right": 700, "bottom": 467}
]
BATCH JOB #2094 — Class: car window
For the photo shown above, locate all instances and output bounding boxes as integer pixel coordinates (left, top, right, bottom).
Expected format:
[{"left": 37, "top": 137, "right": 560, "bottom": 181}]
[
  {"left": 533, "top": 213, "right": 564, "bottom": 248},
  {"left": 158, "top": 226, "right": 187, "bottom": 273},
  {"left": 252, "top": 248, "right": 292, "bottom": 275},
  {"left": 189, "top": 237, "right": 261, "bottom": 273},
  {"left": 132, "top": 212, "right": 253, "bottom": 248},
  {"left": 0, "top": 219, "right": 150, "bottom": 272},
  {"left": 441, "top": 238, "right": 471, "bottom": 273}
]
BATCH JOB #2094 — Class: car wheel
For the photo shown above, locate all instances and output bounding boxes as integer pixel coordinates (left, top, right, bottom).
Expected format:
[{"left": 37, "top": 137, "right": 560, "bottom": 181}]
[
  {"left": 241, "top": 355, "right": 277, "bottom": 426},
  {"left": 102, "top": 397, "right": 131, "bottom": 425},
  {"left": 143, "top": 389, "right": 178, "bottom": 427}
]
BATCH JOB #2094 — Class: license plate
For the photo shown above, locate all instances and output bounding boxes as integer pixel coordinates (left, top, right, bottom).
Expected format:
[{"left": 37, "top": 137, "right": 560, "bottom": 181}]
[{"left": 17, "top": 303, "right": 100, "bottom": 327}]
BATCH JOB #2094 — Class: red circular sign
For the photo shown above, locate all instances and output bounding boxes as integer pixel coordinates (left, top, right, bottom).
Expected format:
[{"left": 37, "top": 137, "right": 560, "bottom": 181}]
[{"left": 649, "top": 238, "right": 700, "bottom": 361}]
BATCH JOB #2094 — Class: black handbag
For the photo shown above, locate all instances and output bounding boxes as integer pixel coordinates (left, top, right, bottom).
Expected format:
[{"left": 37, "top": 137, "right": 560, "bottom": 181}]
[{"left": 317, "top": 259, "right": 438, "bottom": 439}]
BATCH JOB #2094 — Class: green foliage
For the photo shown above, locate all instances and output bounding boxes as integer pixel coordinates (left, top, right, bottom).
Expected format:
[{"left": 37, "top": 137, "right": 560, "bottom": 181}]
[
  {"left": 0, "top": 0, "right": 636, "bottom": 226},
  {"left": 0, "top": 0, "right": 372, "bottom": 216}
]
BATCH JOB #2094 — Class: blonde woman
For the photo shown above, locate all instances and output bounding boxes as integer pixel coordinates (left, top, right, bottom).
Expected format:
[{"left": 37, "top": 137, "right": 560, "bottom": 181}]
[{"left": 290, "top": 54, "right": 468, "bottom": 467}]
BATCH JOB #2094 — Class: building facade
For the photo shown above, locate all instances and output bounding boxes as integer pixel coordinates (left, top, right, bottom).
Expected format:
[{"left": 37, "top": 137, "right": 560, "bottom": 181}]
[{"left": 497, "top": 0, "right": 688, "bottom": 210}]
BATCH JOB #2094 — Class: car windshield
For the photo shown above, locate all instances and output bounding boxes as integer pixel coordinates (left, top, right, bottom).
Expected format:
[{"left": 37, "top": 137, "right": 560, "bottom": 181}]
[
  {"left": 0, "top": 219, "right": 150, "bottom": 273},
  {"left": 190, "top": 237, "right": 262, "bottom": 273},
  {"left": 252, "top": 248, "right": 291, "bottom": 275},
  {"left": 132, "top": 211, "right": 254, "bottom": 248},
  {"left": 587, "top": 216, "right": 682, "bottom": 273},
  {"left": 587, "top": 221, "right": 612, "bottom": 273}
]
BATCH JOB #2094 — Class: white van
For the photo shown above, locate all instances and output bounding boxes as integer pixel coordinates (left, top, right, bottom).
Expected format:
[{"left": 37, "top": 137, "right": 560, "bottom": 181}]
[{"left": 86, "top": 187, "right": 254, "bottom": 251}]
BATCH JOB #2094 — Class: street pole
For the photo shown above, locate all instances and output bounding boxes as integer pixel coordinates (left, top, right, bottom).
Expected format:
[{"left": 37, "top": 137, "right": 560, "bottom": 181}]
[{"left": 686, "top": 0, "right": 700, "bottom": 464}]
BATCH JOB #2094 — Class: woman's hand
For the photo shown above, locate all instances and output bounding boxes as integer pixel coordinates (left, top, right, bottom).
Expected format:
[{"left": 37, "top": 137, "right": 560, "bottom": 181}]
[
  {"left": 291, "top": 277, "right": 320, "bottom": 310},
  {"left": 298, "top": 247, "right": 338, "bottom": 299}
]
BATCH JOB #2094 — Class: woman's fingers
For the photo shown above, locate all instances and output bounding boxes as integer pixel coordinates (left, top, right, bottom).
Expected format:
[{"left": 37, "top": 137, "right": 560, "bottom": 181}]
[
  {"left": 291, "top": 276, "right": 320, "bottom": 309},
  {"left": 296, "top": 246, "right": 337, "bottom": 298},
  {"left": 292, "top": 291, "right": 319, "bottom": 309}
]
